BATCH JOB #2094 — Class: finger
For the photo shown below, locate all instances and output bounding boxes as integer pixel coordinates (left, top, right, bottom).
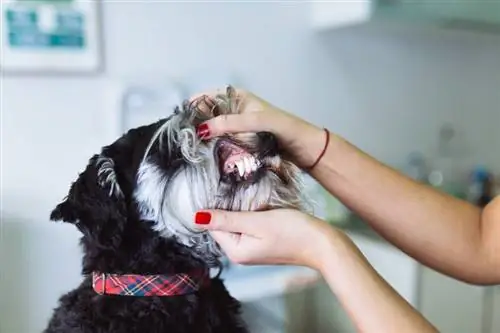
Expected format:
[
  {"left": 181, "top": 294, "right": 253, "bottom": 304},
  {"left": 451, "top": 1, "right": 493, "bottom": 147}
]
[
  {"left": 188, "top": 89, "right": 224, "bottom": 104},
  {"left": 188, "top": 86, "right": 250, "bottom": 118},
  {"left": 188, "top": 87, "right": 234, "bottom": 115},
  {"left": 187, "top": 94, "right": 217, "bottom": 116},
  {"left": 188, "top": 86, "right": 245, "bottom": 104},
  {"left": 197, "top": 113, "right": 268, "bottom": 139},
  {"left": 194, "top": 210, "right": 264, "bottom": 236},
  {"left": 210, "top": 231, "right": 260, "bottom": 265}
]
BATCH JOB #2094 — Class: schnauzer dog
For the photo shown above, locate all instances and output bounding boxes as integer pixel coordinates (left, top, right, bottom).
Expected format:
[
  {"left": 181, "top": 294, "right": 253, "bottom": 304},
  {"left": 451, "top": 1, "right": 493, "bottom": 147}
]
[{"left": 43, "top": 86, "right": 306, "bottom": 333}]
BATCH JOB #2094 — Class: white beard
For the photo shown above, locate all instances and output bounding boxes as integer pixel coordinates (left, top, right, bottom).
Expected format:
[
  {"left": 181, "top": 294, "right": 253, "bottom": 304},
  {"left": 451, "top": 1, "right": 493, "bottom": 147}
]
[{"left": 132, "top": 88, "right": 308, "bottom": 265}]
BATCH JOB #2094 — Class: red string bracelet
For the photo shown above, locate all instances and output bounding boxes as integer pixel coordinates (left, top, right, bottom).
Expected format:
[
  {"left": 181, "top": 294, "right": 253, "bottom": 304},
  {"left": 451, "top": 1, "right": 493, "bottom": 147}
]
[{"left": 305, "top": 128, "right": 330, "bottom": 171}]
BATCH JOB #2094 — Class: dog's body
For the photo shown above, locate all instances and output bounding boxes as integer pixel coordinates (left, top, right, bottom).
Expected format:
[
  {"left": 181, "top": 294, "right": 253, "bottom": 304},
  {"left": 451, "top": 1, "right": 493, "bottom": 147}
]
[
  {"left": 44, "top": 240, "right": 246, "bottom": 333},
  {"left": 44, "top": 87, "right": 305, "bottom": 333}
]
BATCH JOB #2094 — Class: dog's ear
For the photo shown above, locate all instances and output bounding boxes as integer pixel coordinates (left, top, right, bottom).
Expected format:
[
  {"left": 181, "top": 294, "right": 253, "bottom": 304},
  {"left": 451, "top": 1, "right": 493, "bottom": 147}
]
[{"left": 50, "top": 153, "right": 127, "bottom": 235}]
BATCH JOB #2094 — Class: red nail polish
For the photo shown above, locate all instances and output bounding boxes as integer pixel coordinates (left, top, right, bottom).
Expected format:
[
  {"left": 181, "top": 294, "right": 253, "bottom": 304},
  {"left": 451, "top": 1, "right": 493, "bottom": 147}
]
[
  {"left": 195, "top": 211, "right": 211, "bottom": 225},
  {"left": 196, "top": 123, "right": 210, "bottom": 139}
]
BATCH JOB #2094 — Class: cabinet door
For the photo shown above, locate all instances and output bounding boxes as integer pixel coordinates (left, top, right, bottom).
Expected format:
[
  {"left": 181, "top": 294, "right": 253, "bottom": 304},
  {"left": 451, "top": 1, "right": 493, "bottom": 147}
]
[
  {"left": 310, "top": 233, "right": 420, "bottom": 333},
  {"left": 394, "top": 0, "right": 500, "bottom": 24},
  {"left": 349, "top": 233, "right": 420, "bottom": 305},
  {"left": 490, "top": 286, "right": 500, "bottom": 333},
  {"left": 311, "top": 279, "right": 355, "bottom": 333},
  {"left": 419, "top": 267, "right": 485, "bottom": 333}
]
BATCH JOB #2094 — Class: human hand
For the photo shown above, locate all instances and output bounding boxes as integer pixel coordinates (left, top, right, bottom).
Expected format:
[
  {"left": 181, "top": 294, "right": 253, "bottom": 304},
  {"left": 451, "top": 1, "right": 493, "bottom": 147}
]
[
  {"left": 193, "top": 208, "right": 338, "bottom": 270},
  {"left": 190, "top": 87, "right": 327, "bottom": 169}
]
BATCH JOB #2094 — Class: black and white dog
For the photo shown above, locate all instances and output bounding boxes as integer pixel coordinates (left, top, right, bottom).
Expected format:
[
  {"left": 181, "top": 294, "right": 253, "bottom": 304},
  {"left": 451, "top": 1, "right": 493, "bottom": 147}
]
[{"left": 44, "top": 86, "right": 306, "bottom": 333}]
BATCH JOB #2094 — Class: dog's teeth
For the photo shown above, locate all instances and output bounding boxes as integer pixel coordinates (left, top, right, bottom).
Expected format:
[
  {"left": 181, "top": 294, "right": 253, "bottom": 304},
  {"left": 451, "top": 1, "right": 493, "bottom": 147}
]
[
  {"left": 236, "top": 160, "right": 245, "bottom": 177},
  {"left": 243, "top": 157, "right": 252, "bottom": 174},
  {"left": 249, "top": 160, "right": 255, "bottom": 171},
  {"left": 251, "top": 158, "right": 258, "bottom": 172},
  {"left": 250, "top": 157, "right": 258, "bottom": 171},
  {"left": 231, "top": 156, "right": 261, "bottom": 179}
]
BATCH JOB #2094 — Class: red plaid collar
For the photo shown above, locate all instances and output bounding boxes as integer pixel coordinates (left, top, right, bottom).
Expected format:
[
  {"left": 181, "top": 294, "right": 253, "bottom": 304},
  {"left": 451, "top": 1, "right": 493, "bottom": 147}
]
[{"left": 92, "top": 268, "right": 210, "bottom": 297}]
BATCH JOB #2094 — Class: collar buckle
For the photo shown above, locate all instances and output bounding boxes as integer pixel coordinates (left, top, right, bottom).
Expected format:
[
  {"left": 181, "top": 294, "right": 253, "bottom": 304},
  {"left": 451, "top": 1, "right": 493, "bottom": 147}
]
[{"left": 92, "top": 272, "right": 106, "bottom": 295}]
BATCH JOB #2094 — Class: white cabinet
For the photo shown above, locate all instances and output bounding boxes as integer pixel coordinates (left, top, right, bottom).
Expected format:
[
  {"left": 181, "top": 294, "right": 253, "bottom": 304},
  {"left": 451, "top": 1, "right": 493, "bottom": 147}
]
[
  {"left": 309, "top": 231, "right": 492, "bottom": 333},
  {"left": 348, "top": 232, "right": 420, "bottom": 305},
  {"left": 418, "top": 267, "right": 485, "bottom": 333},
  {"left": 311, "top": 0, "right": 500, "bottom": 33},
  {"left": 222, "top": 265, "right": 320, "bottom": 333},
  {"left": 489, "top": 286, "right": 500, "bottom": 333},
  {"left": 310, "top": 231, "right": 420, "bottom": 332}
]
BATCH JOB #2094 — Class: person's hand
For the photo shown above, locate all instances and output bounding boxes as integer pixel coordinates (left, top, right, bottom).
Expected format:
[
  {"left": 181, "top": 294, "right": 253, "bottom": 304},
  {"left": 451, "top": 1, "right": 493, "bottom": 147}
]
[
  {"left": 193, "top": 208, "right": 338, "bottom": 270},
  {"left": 190, "top": 87, "right": 327, "bottom": 169}
]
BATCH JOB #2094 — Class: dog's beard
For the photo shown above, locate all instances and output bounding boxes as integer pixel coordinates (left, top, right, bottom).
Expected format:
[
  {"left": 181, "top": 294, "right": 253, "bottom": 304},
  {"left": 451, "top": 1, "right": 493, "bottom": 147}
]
[{"left": 133, "top": 87, "right": 308, "bottom": 266}]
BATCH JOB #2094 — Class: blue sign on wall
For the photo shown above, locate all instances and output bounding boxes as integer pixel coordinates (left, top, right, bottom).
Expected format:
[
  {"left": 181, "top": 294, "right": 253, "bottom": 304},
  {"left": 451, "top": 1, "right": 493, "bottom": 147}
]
[{"left": 6, "top": 7, "right": 85, "bottom": 48}]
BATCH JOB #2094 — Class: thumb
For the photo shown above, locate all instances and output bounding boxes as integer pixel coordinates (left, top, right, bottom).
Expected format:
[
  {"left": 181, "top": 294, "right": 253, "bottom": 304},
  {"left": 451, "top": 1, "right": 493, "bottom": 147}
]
[
  {"left": 194, "top": 210, "right": 263, "bottom": 236},
  {"left": 209, "top": 230, "right": 241, "bottom": 251}
]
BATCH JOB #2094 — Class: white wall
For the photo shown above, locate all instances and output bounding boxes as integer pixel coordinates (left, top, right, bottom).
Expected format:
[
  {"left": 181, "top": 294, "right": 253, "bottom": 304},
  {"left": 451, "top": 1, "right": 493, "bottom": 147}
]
[
  {"left": 313, "top": 27, "right": 500, "bottom": 171},
  {"left": 1, "top": 2, "right": 500, "bottom": 332}
]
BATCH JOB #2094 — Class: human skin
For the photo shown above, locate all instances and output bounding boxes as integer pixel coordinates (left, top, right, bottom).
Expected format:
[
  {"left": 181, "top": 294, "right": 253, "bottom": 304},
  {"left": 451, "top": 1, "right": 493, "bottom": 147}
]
[
  {"left": 194, "top": 208, "right": 438, "bottom": 333},
  {"left": 193, "top": 88, "right": 500, "bottom": 285},
  {"left": 190, "top": 88, "right": 499, "bottom": 332}
]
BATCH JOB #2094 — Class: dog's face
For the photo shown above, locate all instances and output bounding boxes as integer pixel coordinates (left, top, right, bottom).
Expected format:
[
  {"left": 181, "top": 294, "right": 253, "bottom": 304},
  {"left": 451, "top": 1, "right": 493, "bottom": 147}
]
[{"left": 51, "top": 86, "right": 306, "bottom": 266}]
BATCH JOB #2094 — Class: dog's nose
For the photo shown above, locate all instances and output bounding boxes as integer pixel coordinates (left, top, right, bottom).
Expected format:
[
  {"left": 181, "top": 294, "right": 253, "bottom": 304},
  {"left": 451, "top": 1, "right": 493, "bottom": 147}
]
[{"left": 257, "top": 131, "right": 279, "bottom": 157}]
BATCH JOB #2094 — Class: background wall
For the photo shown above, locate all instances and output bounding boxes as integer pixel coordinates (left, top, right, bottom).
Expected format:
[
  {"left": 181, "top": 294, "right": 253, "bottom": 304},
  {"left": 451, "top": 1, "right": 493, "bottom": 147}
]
[{"left": 1, "top": 2, "right": 499, "bottom": 332}]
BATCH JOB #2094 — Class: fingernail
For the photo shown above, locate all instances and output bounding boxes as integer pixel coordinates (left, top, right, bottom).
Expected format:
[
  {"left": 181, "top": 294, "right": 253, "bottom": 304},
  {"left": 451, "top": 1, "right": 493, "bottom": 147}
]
[
  {"left": 195, "top": 211, "right": 211, "bottom": 225},
  {"left": 196, "top": 123, "right": 210, "bottom": 139}
]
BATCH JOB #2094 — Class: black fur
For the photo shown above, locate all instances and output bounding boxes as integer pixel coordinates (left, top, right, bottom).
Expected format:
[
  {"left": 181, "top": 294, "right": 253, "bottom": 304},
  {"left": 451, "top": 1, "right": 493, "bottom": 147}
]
[{"left": 44, "top": 115, "right": 248, "bottom": 333}]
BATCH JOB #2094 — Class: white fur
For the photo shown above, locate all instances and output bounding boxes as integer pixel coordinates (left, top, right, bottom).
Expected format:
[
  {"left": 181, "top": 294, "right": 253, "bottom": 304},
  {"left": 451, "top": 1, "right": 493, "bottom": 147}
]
[
  {"left": 132, "top": 88, "right": 308, "bottom": 263},
  {"left": 134, "top": 160, "right": 210, "bottom": 245},
  {"left": 143, "top": 111, "right": 202, "bottom": 165},
  {"left": 96, "top": 156, "right": 123, "bottom": 197},
  {"left": 134, "top": 155, "right": 308, "bottom": 255}
]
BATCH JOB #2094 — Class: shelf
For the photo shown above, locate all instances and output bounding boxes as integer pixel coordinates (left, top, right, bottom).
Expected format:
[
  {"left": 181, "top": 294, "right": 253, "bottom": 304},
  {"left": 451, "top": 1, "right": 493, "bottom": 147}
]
[{"left": 312, "top": 1, "right": 500, "bottom": 35}]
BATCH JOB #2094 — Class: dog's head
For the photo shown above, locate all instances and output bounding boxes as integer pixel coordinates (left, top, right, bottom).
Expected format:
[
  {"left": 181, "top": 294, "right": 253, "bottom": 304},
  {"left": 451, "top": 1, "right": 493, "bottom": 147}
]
[{"left": 51, "top": 86, "right": 306, "bottom": 267}]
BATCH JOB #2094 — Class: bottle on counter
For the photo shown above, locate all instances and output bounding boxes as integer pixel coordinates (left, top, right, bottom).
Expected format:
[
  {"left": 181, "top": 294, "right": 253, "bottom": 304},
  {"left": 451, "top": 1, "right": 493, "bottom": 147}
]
[{"left": 467, "top": 166, "right": 494, "bottom": 207}]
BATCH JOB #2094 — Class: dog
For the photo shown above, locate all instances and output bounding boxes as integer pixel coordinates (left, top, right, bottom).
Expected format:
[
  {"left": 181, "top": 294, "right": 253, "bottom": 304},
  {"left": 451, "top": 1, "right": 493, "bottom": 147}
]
[{"left": 43, "top": 86, "right": 306, "bottom": 333}]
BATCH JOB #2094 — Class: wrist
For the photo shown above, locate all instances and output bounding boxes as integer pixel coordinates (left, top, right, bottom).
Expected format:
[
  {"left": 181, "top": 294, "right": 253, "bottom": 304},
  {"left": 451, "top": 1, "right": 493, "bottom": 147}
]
[
  {"left": 284, "top": 117, "right": 326, "bottom": 169},
  {"left": 303, "top": 220, "right": 346, "bottom": 271},
  {"left": 314, "top": 226, "right": 357, "bottom": 274},
  {"left": 302, "top": 123, "right": 326, "bottom": 167}
]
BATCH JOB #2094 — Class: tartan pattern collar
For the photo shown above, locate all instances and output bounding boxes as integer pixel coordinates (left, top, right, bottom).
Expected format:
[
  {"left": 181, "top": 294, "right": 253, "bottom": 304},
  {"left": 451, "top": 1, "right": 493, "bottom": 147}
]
[{"left": 91, "top": 268, "right": 210, "bottom": 297}]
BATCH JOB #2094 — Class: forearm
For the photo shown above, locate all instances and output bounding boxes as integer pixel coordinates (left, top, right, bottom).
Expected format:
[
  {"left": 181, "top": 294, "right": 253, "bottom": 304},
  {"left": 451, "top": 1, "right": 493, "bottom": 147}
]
[
  {"left": 309, "top": 130, "right": 498, "bottom": 284},
  {"left": 320, "top": 230, "right": 437, "bottom": 333}
]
